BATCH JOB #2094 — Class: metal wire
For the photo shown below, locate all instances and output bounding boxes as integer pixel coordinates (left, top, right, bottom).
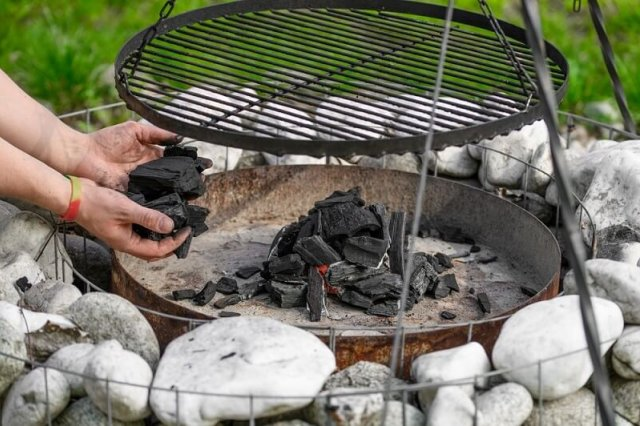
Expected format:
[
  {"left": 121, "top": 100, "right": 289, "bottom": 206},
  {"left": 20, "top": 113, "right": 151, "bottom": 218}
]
[{"left": 520, "top": 1, "right": 615, "bottom": 425}]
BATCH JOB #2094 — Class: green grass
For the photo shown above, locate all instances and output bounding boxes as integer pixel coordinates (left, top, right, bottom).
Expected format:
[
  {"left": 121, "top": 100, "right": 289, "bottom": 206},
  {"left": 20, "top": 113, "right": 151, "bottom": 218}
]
[{"left": 1, "top": 0, "right": 638, "bottom": 125}]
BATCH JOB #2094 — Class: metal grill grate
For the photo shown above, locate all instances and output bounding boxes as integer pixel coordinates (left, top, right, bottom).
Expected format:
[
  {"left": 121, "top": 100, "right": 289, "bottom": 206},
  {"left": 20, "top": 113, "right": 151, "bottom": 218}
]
[{"left": 115, "top": 0, "right": 568, "bottom": 156}]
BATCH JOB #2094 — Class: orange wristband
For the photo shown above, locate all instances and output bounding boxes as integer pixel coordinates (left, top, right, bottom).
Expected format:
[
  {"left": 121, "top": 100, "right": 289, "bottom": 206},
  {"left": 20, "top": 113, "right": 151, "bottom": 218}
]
[{"left": 60, "top": 175, "right": 82, "bottom": 222}]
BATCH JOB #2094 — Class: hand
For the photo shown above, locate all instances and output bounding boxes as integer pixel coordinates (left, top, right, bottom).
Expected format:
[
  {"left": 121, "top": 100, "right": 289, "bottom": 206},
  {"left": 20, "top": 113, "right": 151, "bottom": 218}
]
[
  {"left": 77, "top": 121, "right": 180, "bottom": 191},
  {"left": 75, "top": 179, "right": 191, "bottom": 261}
]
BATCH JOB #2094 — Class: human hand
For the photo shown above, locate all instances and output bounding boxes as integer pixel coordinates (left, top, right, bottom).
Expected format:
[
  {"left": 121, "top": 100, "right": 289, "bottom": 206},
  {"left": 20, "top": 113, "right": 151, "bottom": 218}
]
[
  {"left": 75, "top": 179, "right": 191, "bottom": 261},
  {"left": 77, "top": 121, "right": 181, "bottom": 191}
]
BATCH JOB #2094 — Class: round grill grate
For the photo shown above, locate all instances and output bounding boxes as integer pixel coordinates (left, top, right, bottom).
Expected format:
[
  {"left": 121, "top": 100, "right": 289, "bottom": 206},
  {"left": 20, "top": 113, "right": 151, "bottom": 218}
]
[{"left": 115, "top": 0, "right": 568, "bottom": 156}]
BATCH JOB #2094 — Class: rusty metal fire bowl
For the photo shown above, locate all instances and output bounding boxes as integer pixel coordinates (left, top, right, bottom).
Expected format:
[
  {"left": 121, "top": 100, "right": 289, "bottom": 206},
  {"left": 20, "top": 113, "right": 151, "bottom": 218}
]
[{"left": 112, "top": 165, "right": 560, "bottom": 378}]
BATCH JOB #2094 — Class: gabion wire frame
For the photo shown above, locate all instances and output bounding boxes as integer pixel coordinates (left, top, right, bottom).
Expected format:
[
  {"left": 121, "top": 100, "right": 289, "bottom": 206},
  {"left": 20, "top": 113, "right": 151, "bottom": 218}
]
[{"left": 3, "top": 101, "right": 636, "bottom": 426}]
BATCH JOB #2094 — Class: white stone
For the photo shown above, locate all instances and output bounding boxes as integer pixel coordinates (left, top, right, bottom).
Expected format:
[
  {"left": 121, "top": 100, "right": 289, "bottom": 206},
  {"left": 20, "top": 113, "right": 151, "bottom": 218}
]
[
  {"left": 150, "top": 317, "right": 336, "bottom": 426},
  {"left": 523, "top": 141, "right": 553, "bottom": 195},
  {"left": 21, "top": 279, "right": 82, "bottom": 315},
  {"left": 0, "top": 212, "right": 73, "bottom": 284},
  {"left": 355, "top": 153, "right": 420, "bottom": 174},
  {"left": 255, "top": 102, "right": 318, "bottom": 140},
  {"left": 0, "top": 251, "right": 45, "bottom": 304},
  {"left": 316, "top": 96, "right": 394, "bottom": 140},
  {"left": 612, "top": 376, "right": 640, "bottom": 425},
  {"left": 53, "top": 397, "right": 144, "bottom": 426},
  {"left": 598, "top": 242, "right": 640, "bottom": 266},
  {"left": 563, "top": 259, "right": 640, "bottom": 324},
  {"left": 612, "top": 326, "right": 640, "bottom": 380},
  {"left": 476, "top": 383, "right": 533, "bottom": 426},
  {"left": 363, "top": 401, "right": 425, "bottom": 426},
  {"left": 323, "top": 361, "right": 406, "bottom": 401},
  {"left": 426, "top": 386, "right": 477, "bottom": 426},
  {"left": 83, "top": 340, "right": 152, "bottom": 422},
  {"left": 68, "top": 293, "right": 160, "bottom": 368},
  {"left": 0, "top": 317, "right": 26, "bottom": 395},
  {"left": 524, "top": 387, "right": 606, "bottom": 426},
  {"left": 2, "top": 367, "right": 70, "bottom": 426},
  {"left": 427, "top": 145, "right": 479, "bottom": 178},
  {"left": 411, "top": 342, "right": 491, "bottom": 410},
  {"left": 309, "top": 387, "right": 383, "bottom": 426},
  {"left": 492, "top": 295, "right": 624, "bottom": 400},
  {"left": 0, "top": 300, "right": 76, "bottom": 333},
  {"left": 45, "top": 343, "right": 95, "bottom": 397},
  {"left": 588, "top": 139, "right": 618, "bottom": 152},
  {"left": 0, "top": 200, "right": 19, "bottom": 223}
]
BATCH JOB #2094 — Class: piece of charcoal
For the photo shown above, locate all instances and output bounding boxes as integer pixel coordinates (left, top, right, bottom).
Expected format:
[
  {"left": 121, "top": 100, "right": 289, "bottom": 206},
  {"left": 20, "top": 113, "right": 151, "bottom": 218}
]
[
  {"left": 214, "top": 294, "right": 242, "bottom": 309},
  {"left": 142, "top": 193, "right": 190, "bottom": 230},
  {"left": 268, "top": 254, "right": 305, "bottom": 276},
  {"left": 195, "top": 157, "right": 210, "bottom": 174},
  {"left": 295, "top": 215, "right": 317, "bottom": 244},
  {"left": 267, "top": 281, "right": 307, "bottom": 308},
  {"left": 425, "top": 275, "right": 440, "bottom": 297},
  {"left": 520, "top": 286, "right": 538, "bottom": 297},
  {"left": 425, "top": 254, "right": 446, "bottom": 274},
  {"left": 236, "top": 266, "right": 262, "bottom": 279},
  {"left": 192, "top": 222, "right": 209, "bottom": 238},
  {"left": 294, "top": 235, "right": 342, "bottom": 266},
  {"left": 388, "top": 212, "right": 406, "bottom": 277},
  {"left": 216, "top": 277, "right": 238, "bottom": 294},
  {"left": 172, "top": 289, "right": 196, "bottom": 301},
  {"left": 440, "top": 274, "right": 460, "bottom": 293},
  {"left": 164, "top": 145, "right": 198, "bottom": 160},
  {"left": 327, "top": 262, "right": 385, "bottom": 286},
  {"left": 272, "top": 222, "right": 302, "bottom": 257},
  {"left": 192, "top": 280, "right": 217, "bottom": 306},
  {"left": 434, "top": 282, "right": 450, "bottom": 299},
  {"left": 409, "top": 253, "right": 439, "bottom": 301},
  {"left": 343, "top": 236, "right": 388, "bottom": 268},
  {"left": 440, "top": 311, "right": 457, "bottom": 320},
  {"left": 14, "top": 277, "right": 31, "bottom": 293},
  {"left": 218, "top": 311, "right": 241, "bottom": 318},
  {"left": 128, "top": 156, "right": 204, "bottom": 199},
  {"left": 436, "top": 225, "right": 475, "bottom": 245},
  {"left": 271, "top": 274, "right": 307, "bottom": 285},
  {"left": 367, "top": 299, "right": 400, "bottom": 317},
  {"left": 186, "top": 205, "right": 209, "bottom": 225},
  {"left": 347, "top": 273, "right": 403, "bottom": 301},
  {"left": 307, "top": 267, "right": 324, "bottom": 322},
  {"left": 320, "top": 202, "right": 380, "bottom": 241},
  {"left": 339, "top": 290, "right": 373, "bottom": 309},
  {"left": 478, "top": 292, "right": 491, "bottom": 313},
  {"left": 470, "top": 245, "right": 482, "bottom": 253},
  {"left": 314, "top": 188, "right": 365, "bottom": 209},
  {"left": 238, "top": 280, "right": 265, "bottom": 300},
  {"left": 469, "top": 287, "right": 476, "bottom": 295},
  {"left": 435, "top": 252, "right": 453, "bottom": 269},
  {"left": 127, "top": 192, "right": 146, "bottom": 204},
  {"left": 368, "top": 203, "right": 390, "bottom": 242},
  {"left": 174, "top": 229, "right": 194, "bottom": 259},
  {"left": 477, "top": 255, "right": 498, "bottom": 264}
]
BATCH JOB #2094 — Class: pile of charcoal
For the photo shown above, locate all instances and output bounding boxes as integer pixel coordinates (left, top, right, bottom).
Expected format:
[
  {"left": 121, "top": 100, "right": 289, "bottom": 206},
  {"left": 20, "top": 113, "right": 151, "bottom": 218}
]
[
  {"left": 258, "top": 188, "right": 462, "bottom": 320},
  {"left": 127, "top": 146, "right": 210, "bottom": 258}
]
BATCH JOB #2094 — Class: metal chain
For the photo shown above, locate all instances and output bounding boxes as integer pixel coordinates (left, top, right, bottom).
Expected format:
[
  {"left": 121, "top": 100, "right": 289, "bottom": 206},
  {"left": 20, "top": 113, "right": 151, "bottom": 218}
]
[
  {"left": 573, "top": 0, "right": 583, "bottom": 13},
  {"left": 121, "top": 0, "right": 176, "bottom": 82},
  {"left": 477, "top": 0, "right": 538, "bottom": 98}
]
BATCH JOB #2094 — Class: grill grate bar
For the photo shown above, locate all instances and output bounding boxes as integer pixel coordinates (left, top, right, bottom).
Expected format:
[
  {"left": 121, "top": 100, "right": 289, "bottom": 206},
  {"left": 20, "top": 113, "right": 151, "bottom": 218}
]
[
  {"left": 144, "top": 39, "right": 509, "bottom": 129},
  {"left": 155, "top": 30, "right": 528, "bottom": 116},
  {"left": 212, "top": 15, "right": 545, "bottom": 96}
]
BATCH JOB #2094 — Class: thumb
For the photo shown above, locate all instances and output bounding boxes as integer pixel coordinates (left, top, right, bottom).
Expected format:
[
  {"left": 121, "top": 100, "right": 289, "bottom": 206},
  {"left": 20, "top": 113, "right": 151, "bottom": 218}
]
[{"left": 130, "top": 205, "right": 175, "bottom": 234}]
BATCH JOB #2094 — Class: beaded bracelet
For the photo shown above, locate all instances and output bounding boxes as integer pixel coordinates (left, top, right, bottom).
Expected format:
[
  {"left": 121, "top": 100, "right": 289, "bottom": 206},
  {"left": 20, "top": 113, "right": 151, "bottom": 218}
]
[{"left": 60, "top": 175, "right": 82, "bottom": 222}]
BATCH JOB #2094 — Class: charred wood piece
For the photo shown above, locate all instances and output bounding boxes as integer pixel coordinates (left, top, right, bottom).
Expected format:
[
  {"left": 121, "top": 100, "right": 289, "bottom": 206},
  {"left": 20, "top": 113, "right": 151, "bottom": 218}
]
[
  {"left": 367, "top": 299, "right": 400, "bottom": 317},
  {"left": 327, "top": 262, "right": 385, "bottom": 287},
  {"left": 435, "top": 252, "right": 454, "bottom": 269},
  {"left": 272, "top": 223, "right": 302, "bottom": 258},
  {"left": 440, "top": 274, "right": 460, "bottom": 293},
  {"left": 343, "top": 236, "right": 388, "bottom": 268},
  {"left": 268, "top": 254, "right": 305, "bottom": 276},
  {"left": 214, "top": 294, "right": 242, "bottom": 309},
  {"left": 477, "top": 255, "right": 498, "bottom": 264},
  {"left": 320, "top": 202, "right": 380, "bottom": 241},
  {"left": 434, "top": 282, "right": 450, "bottom": 299},
  {"left": 440, "top": 311, "right": 457, "bottom": 320},
  {"left": 294, "top": 235, "right": 342, "bottom": 266},
  {"left": 267, "top": 281, "right": 307, "bottom": 308},
  {"left": 171, "top": 289, "right": 196, "bottom": 301},
  {"left": 369, "top": 203, "right": 390, "bottom": 242},
  {"left": 314, "top": 187, "right": 365, "bottom": 209},
  {"left": 235, "top": 266, "right": 262, "bottom": 279},
  {"left": 307, "top": 267, "right": 324, "bottom": 322},
  {"left": 216, "top": 277, "right": 238, "bottom": 295},
  {"left": 409, "top": 253, "right": 439, "bottom": 302},
  {"left": 193, "top": 280, "right": 217, "bottom": 306},
  {"left": 346, "top": 273, "right": 403, "bottom": 301},
  {"left": 238, "top": 280, "right": 265, "bottom": 300},
  {"left": 218, "top": 311, "right": 241, "bottom": 318},
  {"left": 478, "top": 292, "right": 491, "bottom": 313},
  {"left": 128, "top": 156, "right": 204, "bottom": 199},
  {"left": 425, "top": 254, "right": 446, "bottom": 274},
  {"left": 388, "top": 212, "right": 406, "bottom": 277},
  {"left": 339, "top": 290, "right": 373, "bottom": 309}
]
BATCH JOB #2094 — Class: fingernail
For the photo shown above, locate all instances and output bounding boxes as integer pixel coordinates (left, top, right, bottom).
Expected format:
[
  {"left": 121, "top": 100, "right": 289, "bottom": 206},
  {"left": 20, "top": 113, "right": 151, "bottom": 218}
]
[
  {"left": 161, "top": 217, "right": 174, "bottom": 232},
  {"left": 175, "top": 135, "right": 184, "bottom": 143}
]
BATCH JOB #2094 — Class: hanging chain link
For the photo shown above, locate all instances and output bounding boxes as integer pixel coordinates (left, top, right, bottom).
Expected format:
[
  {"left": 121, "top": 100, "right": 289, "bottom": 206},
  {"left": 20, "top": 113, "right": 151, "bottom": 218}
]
[
  {"left": 573, "top": 0, "right": 583, "bottom": 13},
  {"left": 476, "top": 0, "right": 538, "bottom": 100},
  {"left": 119, "top": 0, "right": 176, "bottom": 85}
]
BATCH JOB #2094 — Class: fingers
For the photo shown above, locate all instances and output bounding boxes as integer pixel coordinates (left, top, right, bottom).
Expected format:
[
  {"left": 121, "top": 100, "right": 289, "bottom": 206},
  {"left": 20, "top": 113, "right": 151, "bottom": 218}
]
[
  {"left": 125, "top": 227, "right": 192, "bottom": 260},
  {"left": 133, "top": 121, "right": 183, "bottom": 146},
  {"left": 129, "top": 204, "right": 175, "bottom": 234}
]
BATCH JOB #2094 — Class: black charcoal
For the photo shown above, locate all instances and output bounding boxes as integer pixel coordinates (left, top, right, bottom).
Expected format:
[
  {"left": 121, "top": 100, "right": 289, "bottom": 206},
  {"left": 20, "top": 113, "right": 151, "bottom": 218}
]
[
  {"left": 195, "top": 157, "right": 210, "bottom": 174},
  {"left": 327, "top": 262, "right": 385, "bottom": 286},
  {"left": 268, "top": 254, "right": 305, "bottom": 275},
  {"left": 271, "top": 274, "right": 307, "bottom": 285},
  {"left": 238, "top": 280, "right": 265, "bottom": 300},
  {"left": 218, "top": 311, "right": 241, "bottom": 318},
  {"left": 425, "top": 254, "right": 446, "bottom": 274},
  {"left": 314, "top": 188, "right": 365, "bottom": 208},
  {"left": 267, "top": 281, "right": 307, "bottom": 308},
  {"left": 477, "top": 255, "right": 498, "bottom": 264},
  {"left": 321, "top": 202, "right": 380, "bottom": 240},
  {"left": 307, "top": 267, "right": 324, "bottom": 322},
  {"left": 143, "top": 193, "right": 189, "bottom": 230},
  {"left": 347, "top": 273, "right": 403, "bottom": 301},
  {"left": 434, "top": 282, "right": 450, "bottom": 299},
  {"left": 174, "top": 230, "right": 194, "bottom": 259},
  {"left": 478, "top": 292, "right": 491, "bottom": 313},
  {"left": 273, "top": 223, "right": 302, "bottom": 258},
  {"left": 426, "top": 276, "right": 440, "bottom": 297},
  {"left": 367, "top": 300, "right": 400, "bottom": 317},
  {"left": 409, "top": 253, "right": 439, "bottom": 302},
  {"left": 369, "top": 203, "right": 390, "bottom": 242},
  {"left": 127, "top": 192, "right": 146, "bottom": 204},
  {"left": 216, "top": 277, "right": 238, "bottom": 295},
  {"left": 14, "top": 277, "right": 31, "bottom": 293},
  {"left": 339, "top": 290, "right": 373, "bottom": 309},
  {"left": 470, "top": 245, "right": 482, "bottom": 253},
  {"left": 294, "top": 235, "right": 342, "bottom": 266},
  {"left": 192, "top": 222, "right": 209, "bottom": 238},
  {"left": 192, "top": 280, "right": 217, "bottom": 306},
  {"left": 128, "top": 156, "right": 204, "bottom": 199},
  {"left": 235, "top": 266, "right": 262, "bottom": 279},
  {"left": 187, "top": 205, "right": 209, "bottom": 225},
  {"left": 214, "top": 294, "right": 242, "bottom": 309},
  {"left": 164, "top": 145, "right": 198, "bottom": 160},
  {"left": 171, "top": 289, "right": 196, "bottom": 301},
  {"left": 469, "top": 287, "right": 476, "bottom": 295},
  {"left": 435, "top": 252, "right": 453, "bottom": 269},
  {"left": 440, "top": 274, "right": 460, "bottom": 293},
  {"left": 440, "top": 311, "right": 457, "bottom": 320},
  {"left": 295, "top": 215, "right": 317, "bottom": 243},
  {"left": 437, "top": 225, "right": 475, "bottom": 245},
  {"left": 343, "top": 236, "right": 388, "bottom": 268},
  {"left": 520, "top": 286, "right": 538, "bottom": 297},
  {"left": 388, "top": 212, "right": 406, "bottom": 277}
]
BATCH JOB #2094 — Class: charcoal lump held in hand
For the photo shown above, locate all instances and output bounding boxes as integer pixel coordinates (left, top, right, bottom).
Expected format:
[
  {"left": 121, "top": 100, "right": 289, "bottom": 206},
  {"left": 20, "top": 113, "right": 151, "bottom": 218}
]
[{"left": 128, "top": 147, "right": 210, "bottom": 259}]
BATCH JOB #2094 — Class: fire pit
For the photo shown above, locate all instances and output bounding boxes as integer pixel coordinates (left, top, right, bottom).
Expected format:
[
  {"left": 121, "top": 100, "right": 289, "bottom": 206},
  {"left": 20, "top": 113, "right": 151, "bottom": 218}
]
[{"left": 112, "top": 165, "right": 560, "bottom": 377}]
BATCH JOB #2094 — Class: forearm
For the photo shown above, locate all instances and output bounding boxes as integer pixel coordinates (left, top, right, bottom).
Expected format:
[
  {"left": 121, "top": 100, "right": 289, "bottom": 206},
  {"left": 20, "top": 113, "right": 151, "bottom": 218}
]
[
  {"left": 0, "top": 69, "right": 90, "bottom": 175},
  {"left": 0, "top": 136, "right": 71, "bottom": 216}
]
